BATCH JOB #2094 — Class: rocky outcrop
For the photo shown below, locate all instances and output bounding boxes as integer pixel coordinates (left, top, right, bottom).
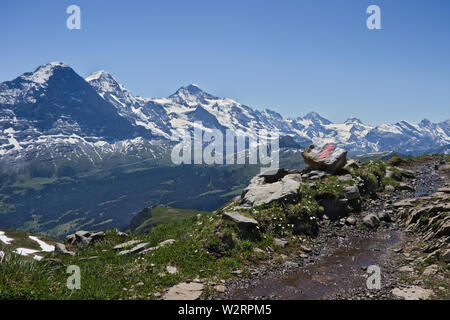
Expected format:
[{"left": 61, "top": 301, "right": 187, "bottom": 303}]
[
  {"left": 65, "top": 231, "right": 105, "bottom": 246},
  {"left": 240, "top": 169, "right": 302, "bottom": 207},
  {"left": 302, "top": 143, "right": 347, "bottom": 173}
]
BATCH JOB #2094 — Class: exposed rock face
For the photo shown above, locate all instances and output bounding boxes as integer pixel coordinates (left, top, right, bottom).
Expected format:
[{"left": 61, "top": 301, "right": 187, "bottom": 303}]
[
  {"left": 240, "top": 170, "right": 302, "bottom": 207},
  {"left": 302, "top": 143, "right": 347, "bottom": 173},
  {"left": 65, "top": 231, "right": 105, "bottom": 246}
]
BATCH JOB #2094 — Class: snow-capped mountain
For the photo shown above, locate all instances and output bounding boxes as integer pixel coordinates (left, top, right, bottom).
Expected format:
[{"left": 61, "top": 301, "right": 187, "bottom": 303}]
[{"left": 0, "top": 62, "right": 449, "bottom": 170}]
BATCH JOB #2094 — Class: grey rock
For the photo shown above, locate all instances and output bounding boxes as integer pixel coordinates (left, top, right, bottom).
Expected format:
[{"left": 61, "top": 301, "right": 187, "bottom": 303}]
[
  {"left": 166, "top": 265, "right": 178, "bottom": 274},
  {"left": 241, "top": 172, "right": 302, "bottom": 207},
  {"left": 274, "top": 238, "right": 288, "bottom": 248},
  {"left": 54, "top": 243, "right": 75, "bottom": 256},
  {"left": 346, "top": 216, "right": 357, "bottom": 225},
  {"left": 362, "top": 213, "right": 380, "bottom": 228},
  {"left": 118, "top": 242, "right": 149, "bottom": 255},
  {"left": 65, "top": 230, "right": 105, "bottom": 246},
  {"left": 338, "top": 174, "right": 353, "bottom": 182},
  {"left": 344, "top": 185, "right": 360, "bottom": 200},
  {"left": 385, "top": 185, "right": 396, "bottom": 192},
  {"left": 377, "top": 211, "right": 392, "bottom": 222},
  {"left": 399, "top": 183, "right": 414, "bottom": 192},
  {"left": 223, "top": 211, "right": 258, "bottom": 227},
  {"left": 113, "top": 240, "right": 142, "bottom": 251},
  {"left": 163, "top": 282, "right": 204, "bottom": 300}
]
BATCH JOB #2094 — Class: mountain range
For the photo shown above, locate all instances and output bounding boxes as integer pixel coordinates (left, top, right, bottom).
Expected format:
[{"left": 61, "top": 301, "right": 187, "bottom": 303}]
[{"left": 0, "top": 62, "right": 449, "bottom": 172}]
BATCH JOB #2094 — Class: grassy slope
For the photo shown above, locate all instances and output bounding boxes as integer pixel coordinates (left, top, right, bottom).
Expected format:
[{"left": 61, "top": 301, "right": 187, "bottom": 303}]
[{"left": 130, "top": 206, "right": 210, "bottom": 234}]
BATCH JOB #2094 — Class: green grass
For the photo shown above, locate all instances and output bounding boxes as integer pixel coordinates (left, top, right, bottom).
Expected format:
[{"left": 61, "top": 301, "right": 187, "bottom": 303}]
[{"left": 0, "top": 213, "right": 277, "bottom": 300}]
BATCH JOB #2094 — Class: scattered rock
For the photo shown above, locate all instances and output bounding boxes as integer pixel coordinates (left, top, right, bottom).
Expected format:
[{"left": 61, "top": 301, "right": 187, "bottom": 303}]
[
  {"left": 163, "top": 282, "right": 204, "bottom": 300},
  {"left": 362, "top": 213, "right": 380, "bottom": 228},
  {"left": 158, "top": 239, "right": 176, "bottom": 247},
  {"left": 166, "top": 265, "right": 178, "bottom": 274},
  {"left": 392, "top": 286, "right": 433, "bottom": 300},
  {"left": 253, "top": 248, "right": 265, "bottom": 254},
  {"left": 422, "top": 264, "right": 439, "bottom": 276},
  {"left": 54, "top": 243, "right": 75, "bottom": 256},
  {"left": 345, "top": 216, "right": 357, "bottom": 226},
  {"left": 274, "top": 238, "right": 288, "bottom": 248},
  {"left": 385, "top": 185, "right": 396, "bottom": 192},
  {"left": 214, "top": 285, "right": 226, "bottom": 293},
  {"left": 385, "top": 170, "right": 402, "bottom": 181},
  {"left": 344, "top": 185, "right": 360, "bottom": 200},
  {"left": 398, "top": 266, "right": 414, "bottom": 273},
  {"left": 399, "top": 183, "right": 414, "bottom": 192},
  {"left": 338, "top": 174, "right": 353, "bottom": 182},
  {"left": 300, "top": 245, "right": 312, "bottom": 253},
  {"left": 377, "top": 211, "right": 392, "bottom": 222},
  {"left": 302, "top": 143, "right": 347, "bottom": 173},
  {"left": 113, "top": 240, "right": 142, "bottom": 251},
  {"left": 118, "top": 242, "right": 150, "bottom": 255}
]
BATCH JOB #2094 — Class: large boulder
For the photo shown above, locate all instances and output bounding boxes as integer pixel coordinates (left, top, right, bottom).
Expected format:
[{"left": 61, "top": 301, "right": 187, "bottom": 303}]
[
  {"left": 302, "top": 143, "right": 347, "bottom": 173},
  {"left": 240, "top": 171, "right": 302, "bottom": 207}
]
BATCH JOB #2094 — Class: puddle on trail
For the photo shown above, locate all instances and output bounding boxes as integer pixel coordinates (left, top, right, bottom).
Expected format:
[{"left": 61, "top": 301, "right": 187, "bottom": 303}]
[{"left": 230, "top": 230, "right": 402, "bottom": 300}]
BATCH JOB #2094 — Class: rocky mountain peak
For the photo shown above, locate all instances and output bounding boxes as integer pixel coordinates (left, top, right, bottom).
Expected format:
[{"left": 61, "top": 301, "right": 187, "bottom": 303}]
[
  {"left": 169, "top": 83, "right": 217, "bottom": 105},
  {"left": 345, "top": 117, "right": 363, "bottom": 125},
  {"left": 302, "top": 112, "right": 332, "bottom": 125},
  {"left": 19, "top": 62, "right": 72, "bottom": 85}
]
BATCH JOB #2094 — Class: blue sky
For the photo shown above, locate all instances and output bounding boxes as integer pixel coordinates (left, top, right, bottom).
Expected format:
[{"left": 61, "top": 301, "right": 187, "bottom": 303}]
[{"left": 0, "top": 0, "right": 449, "bottom": 125}]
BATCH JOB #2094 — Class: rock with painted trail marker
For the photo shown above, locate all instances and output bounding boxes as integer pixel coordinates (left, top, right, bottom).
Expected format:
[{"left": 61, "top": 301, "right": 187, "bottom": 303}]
[{"left": 302, "top": 143, "right": 347, "bottom": 173}]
